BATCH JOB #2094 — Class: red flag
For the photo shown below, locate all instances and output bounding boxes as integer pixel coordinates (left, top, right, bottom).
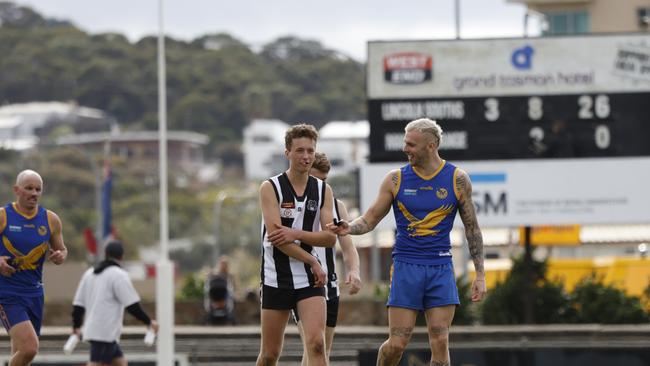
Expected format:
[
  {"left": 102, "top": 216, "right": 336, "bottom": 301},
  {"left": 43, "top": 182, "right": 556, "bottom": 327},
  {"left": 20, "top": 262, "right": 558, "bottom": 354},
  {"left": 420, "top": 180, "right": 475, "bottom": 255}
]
[{"left": 83, "top": 228, "right": 98, "bottom": 256}]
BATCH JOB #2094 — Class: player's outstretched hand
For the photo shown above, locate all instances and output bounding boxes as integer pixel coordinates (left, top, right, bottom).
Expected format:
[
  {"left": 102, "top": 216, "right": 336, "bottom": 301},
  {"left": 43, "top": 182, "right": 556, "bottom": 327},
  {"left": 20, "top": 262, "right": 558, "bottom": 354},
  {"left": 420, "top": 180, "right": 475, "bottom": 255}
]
[{"left": 325, "top": 218, "right": 350, "bottom": 236}]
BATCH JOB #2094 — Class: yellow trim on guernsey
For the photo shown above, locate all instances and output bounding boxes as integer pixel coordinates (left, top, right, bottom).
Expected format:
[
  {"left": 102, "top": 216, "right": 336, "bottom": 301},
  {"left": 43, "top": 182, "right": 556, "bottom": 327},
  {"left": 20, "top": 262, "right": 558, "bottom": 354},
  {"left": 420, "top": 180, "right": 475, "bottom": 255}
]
[
  {"left": 0, "top": 208, "right": 6, "bottom": 233},
  {"left": 12, "top": 202, "right": 37, "bottom": 220},
  {"left": 412, "top": 160, "right": 446, "bottom": 181},
  {"left": 452, "top": 168, "right": 461, "bottom": 200}
]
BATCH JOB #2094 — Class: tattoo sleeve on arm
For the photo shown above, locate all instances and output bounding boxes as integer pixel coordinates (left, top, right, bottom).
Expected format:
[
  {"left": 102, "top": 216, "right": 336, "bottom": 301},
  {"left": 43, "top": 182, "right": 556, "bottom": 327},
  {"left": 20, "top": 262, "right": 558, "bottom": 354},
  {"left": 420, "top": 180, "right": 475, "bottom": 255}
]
[
  {"left": 456, "top": 170, "right": 484, "bottom": 274},
  {"left": 348, "top": 217, "right": 370, "bottom": 235}
]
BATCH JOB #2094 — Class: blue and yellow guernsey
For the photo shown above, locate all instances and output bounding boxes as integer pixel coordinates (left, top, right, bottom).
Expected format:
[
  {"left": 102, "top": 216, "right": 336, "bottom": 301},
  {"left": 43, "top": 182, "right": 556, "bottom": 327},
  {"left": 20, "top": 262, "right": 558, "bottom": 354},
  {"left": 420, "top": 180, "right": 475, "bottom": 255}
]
[
  {"left": 392, "top": 161, "right": 460, "bottom": 265},
  {"left": 0, "top": 203, "right": 51, "bottom": 297}
]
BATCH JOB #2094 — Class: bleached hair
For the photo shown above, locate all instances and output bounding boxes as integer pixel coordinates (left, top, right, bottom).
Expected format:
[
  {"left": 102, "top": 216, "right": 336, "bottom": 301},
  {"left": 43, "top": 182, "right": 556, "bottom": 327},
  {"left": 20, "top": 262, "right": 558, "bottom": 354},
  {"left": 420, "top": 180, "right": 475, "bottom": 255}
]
[{"left": 404, "top": 118, "right": 442, "bottom": 145}]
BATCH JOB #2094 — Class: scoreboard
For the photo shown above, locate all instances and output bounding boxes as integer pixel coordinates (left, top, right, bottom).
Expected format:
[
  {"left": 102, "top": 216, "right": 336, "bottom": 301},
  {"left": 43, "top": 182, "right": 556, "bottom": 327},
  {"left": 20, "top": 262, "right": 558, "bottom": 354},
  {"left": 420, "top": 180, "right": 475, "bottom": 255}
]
[{"left": 367, "top": 34, "right": 650, "bottom": 162}]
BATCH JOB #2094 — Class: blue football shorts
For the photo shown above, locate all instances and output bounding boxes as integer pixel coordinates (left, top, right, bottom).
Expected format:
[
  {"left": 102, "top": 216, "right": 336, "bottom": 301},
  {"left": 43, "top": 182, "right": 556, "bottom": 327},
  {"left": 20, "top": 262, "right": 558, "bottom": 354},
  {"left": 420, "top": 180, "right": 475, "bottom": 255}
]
[
  {"left": 0, "top": 294, "right": 44, "bottom": 335},
  {"left": 387, "top": 260, "right": 460, "bottom": 311}
]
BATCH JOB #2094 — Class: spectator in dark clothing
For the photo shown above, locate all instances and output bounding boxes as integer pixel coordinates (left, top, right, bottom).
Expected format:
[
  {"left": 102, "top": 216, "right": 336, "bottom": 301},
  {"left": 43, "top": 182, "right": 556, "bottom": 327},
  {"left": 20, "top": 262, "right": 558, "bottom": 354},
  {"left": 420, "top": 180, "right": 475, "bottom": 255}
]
[{"left": 205, "top": 255, "right": 235, "bottom": 325}]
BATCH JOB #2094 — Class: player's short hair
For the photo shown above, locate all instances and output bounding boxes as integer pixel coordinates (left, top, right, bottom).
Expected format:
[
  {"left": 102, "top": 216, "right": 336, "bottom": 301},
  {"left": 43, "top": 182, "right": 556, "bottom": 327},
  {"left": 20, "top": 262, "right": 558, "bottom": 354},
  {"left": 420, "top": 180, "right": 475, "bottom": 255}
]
[
  {"left": 312, "top": 152, "right": 331, "bottom": 174},
  {"left": 285, "top": 124, "right": 318, "bottom": 150},
  {"left": 405, "top": 118, "right": 443, "bottom": 145}
]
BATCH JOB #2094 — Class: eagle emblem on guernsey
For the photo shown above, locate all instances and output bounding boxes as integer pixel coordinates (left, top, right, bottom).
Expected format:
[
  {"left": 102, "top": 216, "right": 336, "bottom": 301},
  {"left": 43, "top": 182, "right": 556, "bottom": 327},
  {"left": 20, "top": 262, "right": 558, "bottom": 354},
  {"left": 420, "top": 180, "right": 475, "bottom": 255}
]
[
  {"left": 436, "top": 188, "right": 448, "bottom": 199},
  {"left": 397, "top": 201, "right": 454, "bottom": 237},
  {"left": 38, "top": 226, "right": 47, "bottom": 236},
  {"left": 2, "top": 236, "right": 48, "bottom": 271}
]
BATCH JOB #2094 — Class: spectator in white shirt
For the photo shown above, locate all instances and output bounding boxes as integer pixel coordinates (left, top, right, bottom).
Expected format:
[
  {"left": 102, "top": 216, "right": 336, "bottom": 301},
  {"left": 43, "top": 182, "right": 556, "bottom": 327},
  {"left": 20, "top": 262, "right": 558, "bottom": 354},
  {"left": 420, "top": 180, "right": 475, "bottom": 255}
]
[{"left": 70, "top": 241, "right": 158, "bottom": 366}]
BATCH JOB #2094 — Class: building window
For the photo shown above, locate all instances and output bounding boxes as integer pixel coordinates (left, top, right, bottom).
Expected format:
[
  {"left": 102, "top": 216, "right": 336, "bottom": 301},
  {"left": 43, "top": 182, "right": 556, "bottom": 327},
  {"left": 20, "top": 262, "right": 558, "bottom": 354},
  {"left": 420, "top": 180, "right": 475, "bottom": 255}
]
[{"left": 543, "top": 11, "right": 589, "bottom": 35}]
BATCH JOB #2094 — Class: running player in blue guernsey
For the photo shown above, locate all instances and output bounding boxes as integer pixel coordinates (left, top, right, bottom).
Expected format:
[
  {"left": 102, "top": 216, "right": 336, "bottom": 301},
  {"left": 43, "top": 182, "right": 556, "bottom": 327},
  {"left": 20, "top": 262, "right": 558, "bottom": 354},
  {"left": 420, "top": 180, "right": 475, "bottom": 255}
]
[
  {"left": 327, "top": 118, "right": 486, "bottom": 366},
  {"left": 0, "top": 170, "right": 67, "bottom": 366}
]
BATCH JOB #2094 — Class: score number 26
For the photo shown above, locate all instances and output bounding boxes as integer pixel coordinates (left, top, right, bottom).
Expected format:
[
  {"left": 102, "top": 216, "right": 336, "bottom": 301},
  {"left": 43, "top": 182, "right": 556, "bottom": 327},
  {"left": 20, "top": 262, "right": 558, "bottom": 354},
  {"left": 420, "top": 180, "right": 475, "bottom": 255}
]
[{"left": 483, "top": 94, "right": 611, "bottom": 121}]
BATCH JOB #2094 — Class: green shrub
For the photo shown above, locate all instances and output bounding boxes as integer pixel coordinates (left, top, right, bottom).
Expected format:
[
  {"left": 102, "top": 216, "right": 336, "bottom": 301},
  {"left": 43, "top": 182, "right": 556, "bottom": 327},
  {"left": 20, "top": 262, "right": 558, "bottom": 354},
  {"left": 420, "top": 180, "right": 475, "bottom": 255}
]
[
  {"left": 178, "top": 273, "right": 205, "bottom": 300},
  {"left": 569, "top": 274, "right": 649, "bottom": 324}
]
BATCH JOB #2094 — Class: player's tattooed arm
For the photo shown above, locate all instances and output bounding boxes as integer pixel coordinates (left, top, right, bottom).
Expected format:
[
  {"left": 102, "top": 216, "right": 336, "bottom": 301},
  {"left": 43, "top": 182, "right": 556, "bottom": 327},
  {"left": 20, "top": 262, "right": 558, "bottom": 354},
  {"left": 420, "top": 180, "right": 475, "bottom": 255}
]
[
  {"left": 390, "top": 170, "right": 399, "bottom": 187},
  {"left": 456, "top": 169, "right": 484, "bottom": 274},
  {"left": 348, "top": 217, "right": 370, "bottom": 235},
  {"left": 348, "top": 170, "right": 397, "bottom": 235}
]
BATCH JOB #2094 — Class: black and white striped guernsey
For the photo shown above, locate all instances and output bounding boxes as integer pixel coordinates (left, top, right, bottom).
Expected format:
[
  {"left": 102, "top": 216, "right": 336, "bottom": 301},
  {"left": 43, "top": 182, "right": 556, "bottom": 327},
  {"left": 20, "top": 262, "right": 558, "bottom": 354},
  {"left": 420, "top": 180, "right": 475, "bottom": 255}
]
[
  {"left": 313, "top": 197, "right": 341, "bottom": 299},
  {"left": 261, "top": 172, "right": 327, "bottom": 289}
]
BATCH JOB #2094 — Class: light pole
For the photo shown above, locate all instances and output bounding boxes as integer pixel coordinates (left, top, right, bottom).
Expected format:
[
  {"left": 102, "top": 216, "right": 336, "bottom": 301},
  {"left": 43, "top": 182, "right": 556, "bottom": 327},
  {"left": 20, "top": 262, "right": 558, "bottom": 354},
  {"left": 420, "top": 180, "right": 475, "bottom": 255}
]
[
  {"left": 454, "top": 0, "right": 461, "bottom": 39},
  {"left": 156, "top": 0, "right": 174, "bottom": 365}
]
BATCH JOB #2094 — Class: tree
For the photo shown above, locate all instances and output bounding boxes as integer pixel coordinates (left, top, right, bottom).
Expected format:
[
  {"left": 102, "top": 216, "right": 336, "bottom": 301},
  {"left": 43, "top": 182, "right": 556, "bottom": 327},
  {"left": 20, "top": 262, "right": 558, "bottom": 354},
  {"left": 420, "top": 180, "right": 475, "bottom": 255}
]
[{"left": 1, "top": 4, "right": 367, "bottom": 148}]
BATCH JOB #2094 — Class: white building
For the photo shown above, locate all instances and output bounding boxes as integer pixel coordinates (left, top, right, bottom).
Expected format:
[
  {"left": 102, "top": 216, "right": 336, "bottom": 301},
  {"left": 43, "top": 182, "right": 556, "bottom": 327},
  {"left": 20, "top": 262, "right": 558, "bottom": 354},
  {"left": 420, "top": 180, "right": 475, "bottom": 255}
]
[
  {"left": 0, "top": 101, "right": 113, "bottom": 150},
  {"left": 317, "top": 120, "right": 369, "bottom": 174},
  {"left": 243, "top": 119, "right": 289, "bottom": 180},
  {"left": 243, "top": 119, "right": 370, "bottom": 180}
]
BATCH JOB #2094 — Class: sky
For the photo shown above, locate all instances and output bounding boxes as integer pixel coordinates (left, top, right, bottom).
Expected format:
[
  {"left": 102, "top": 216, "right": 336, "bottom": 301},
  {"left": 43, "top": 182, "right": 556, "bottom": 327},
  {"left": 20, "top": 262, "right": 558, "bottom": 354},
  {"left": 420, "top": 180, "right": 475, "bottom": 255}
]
[{"left": 15, "top": 0, "right": 534, "bottom": 61}]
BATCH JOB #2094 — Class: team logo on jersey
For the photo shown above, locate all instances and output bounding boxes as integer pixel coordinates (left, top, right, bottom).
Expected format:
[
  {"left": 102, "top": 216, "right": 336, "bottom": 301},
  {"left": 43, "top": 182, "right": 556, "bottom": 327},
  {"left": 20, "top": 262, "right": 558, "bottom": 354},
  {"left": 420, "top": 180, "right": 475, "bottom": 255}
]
[
  {"left": 306, "top": 200, "right": 318, "bottom": 212},
  {"left": 436, "top": 188, "right": 448, "bottom": 199},
  {"left": 2, "top": 236, "right": 48, "bottom": 271},
  {"left": 403, "top": 189, "right": 418, "bottom": 196},
  {"left": 397, "top": 200, "right": 454, "bottom": 237},
  {"left": 38, "top": 226, "right": 47, "bottom": 236},
  {"left": 280, "top": 209, "right": 293, "bottom": 218}
]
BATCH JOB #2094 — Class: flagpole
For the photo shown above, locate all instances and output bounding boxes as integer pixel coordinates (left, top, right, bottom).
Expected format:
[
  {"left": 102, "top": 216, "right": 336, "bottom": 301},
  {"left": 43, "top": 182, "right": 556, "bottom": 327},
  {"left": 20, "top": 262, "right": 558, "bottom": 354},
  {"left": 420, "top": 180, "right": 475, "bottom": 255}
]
[{"left": 156, "top": 0, "right": 174, "bottom": 364}]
